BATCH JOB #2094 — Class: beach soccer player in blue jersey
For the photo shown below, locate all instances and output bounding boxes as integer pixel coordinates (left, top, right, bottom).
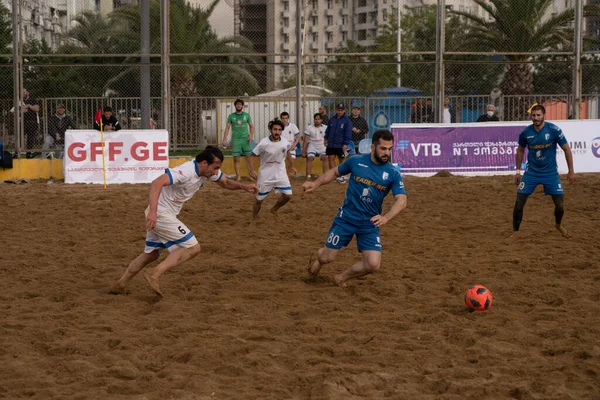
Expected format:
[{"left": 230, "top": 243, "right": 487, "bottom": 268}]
[
  {"left": 512, "top": 104, "right": 575, "bottom": 238},
  {"left": 303, "top": 130, "right": 407, "bottom": 287}
]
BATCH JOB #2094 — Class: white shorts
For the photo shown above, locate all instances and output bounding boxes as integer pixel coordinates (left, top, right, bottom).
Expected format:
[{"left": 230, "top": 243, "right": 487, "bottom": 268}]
[
  {"left": 256, "top": 175, "right": 292, "bottom": 201},
  {"left": 307, "top": 141, "right": 326, "bottom": 158},
  {"left": 144, "top": 211, "right": 198, "bottom": 253}
]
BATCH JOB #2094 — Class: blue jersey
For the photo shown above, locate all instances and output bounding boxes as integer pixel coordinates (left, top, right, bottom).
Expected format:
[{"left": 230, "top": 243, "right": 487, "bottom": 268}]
[
  {"left": 337, "top": 154, "right": 406, "bottom": 223},
  {"left": 518, "top": 122, "right": 567, "bottom": 175}
]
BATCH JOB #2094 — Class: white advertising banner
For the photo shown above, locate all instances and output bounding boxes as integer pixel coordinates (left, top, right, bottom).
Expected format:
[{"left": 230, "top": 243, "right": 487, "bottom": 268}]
[
  {"left": 64, "top": 130, "right": 169, "bottom": 184},
  {"left": 554, "top": 120, "right": 600, "bottom": 173}
]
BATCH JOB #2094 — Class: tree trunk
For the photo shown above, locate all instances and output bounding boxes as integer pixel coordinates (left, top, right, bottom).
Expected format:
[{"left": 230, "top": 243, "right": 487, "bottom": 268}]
[{"left": 500, "top": 63, "right": 534, "bottom": 121}]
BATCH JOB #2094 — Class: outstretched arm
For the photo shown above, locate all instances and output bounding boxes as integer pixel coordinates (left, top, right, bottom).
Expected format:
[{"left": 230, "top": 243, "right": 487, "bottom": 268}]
[
  {"left": 371, "top": 194, "right": 407, "bottom": 227},
  {"left": 514, "top": 146, "right": 525, "bottom": 184},
  {"left": 216, "top": 175, "right": 258, "bottom": 194},
  {"left": 147, "top": 173, "right": 171, "bottom": 230},
  {"left": 561, "top": 143, "right": 575, "bottom": 184}
]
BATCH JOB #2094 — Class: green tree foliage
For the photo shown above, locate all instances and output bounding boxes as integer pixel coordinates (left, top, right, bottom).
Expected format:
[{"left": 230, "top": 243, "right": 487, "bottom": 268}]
[
  {"left": 0, "top": 2, "right": 13, "bottom": 100},
  {"left": 322, "top": 2, "right": 500, "bottom": 97},
  {"left": 450, "top": 0, "right": 600, "bottom": 119},
  {"left": 107, "top": 0, "right": 261, "bottom": 97}
]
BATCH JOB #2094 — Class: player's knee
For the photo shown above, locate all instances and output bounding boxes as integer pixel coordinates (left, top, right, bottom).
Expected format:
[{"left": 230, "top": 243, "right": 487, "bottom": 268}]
[
  {"left": 514, "top": 193, "right": 528, "bottom": 211},
  {"left": 188, "top": 243, "right": 201, "bottom": 257},
  {"left": 149, "top": 250, "right": 161, "bottom": 262},
  {"left": 364, "top": 260, "right": 381, "bottom": 274},
  {"left": 552, "top": 195, "right": 565, "bottom": 211},
  {"left": 318, "top": 248, "right": 336, "bottom": 264}
]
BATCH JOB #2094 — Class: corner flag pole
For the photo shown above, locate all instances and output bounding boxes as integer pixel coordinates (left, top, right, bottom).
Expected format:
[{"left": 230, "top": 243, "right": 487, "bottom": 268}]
[{"left": 99, "top": 113, "right": 107, "bottom": 189}]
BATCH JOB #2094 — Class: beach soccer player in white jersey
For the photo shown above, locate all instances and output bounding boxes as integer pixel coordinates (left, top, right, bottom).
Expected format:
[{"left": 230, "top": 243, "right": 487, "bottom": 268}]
[
  {"left": 110, "top": 146, "right": 258, "bottom": 297},
  {"left": 250, "top": 119, "right": 293, "bottom": 219},
  {"left": 280, "top": 111, "right": 301, "bottom": 176},
  {"left": 302, "top": 112, "right": 328, "bottom": 179},
  {"left": 303, "top": 130, "right": 408, "bottom": 287}
]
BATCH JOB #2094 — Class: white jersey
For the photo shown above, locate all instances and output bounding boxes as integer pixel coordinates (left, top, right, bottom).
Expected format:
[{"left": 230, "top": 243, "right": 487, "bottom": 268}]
[
  {"left": 157, "top": 160, "right": 222, "bottom": 216},
  {"left": 304, "top": 124, "right": 326, "bottom": 143},
  {"left": 252, "top": 136, "right": 291, "bottom": 182},
  {"left": 282, "top": 122, "right": 300, "bottom": 148}
]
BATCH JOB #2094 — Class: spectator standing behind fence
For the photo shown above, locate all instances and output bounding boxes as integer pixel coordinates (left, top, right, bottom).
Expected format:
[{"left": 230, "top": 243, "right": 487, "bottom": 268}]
[
  {"left": 325, "top": 103, "right": 352, "bottom": 173},
  {"left": 477, "top": 104, "right": 500, "bottom": 122},
  {"left": 443, "top": 98, "right": 456, "bottom": 123},
  {"left": 303, "top": 113, "right": 328, "bottom": 180},
  {"left": 280, "top": 111, "right": 301, "bottom": 176},
  {"left": 409, "top": 99, "right": 424, "bottom": 123},
  {"left": 349, "top": 106, "right": 369, "bottom": 146},
  {"left": 424, "top": 99, "right": 435, "bottom": 123},
  {"left": 94, "top": 106, "right": 121, "bottom": 131},
  {"left": 42, "top": 104, "right": 76, "bottom": 159},
  {"left": 319, "top": 104, "right": 330, "bottom": 125},
  {"left": 10, "top": 88, "right": 40, "bottom": 158},
  {"left": 222, "top": 98, "right": 255, "bottom": 181}
]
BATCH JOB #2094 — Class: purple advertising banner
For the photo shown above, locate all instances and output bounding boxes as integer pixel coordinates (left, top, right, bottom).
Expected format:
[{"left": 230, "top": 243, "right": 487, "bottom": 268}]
[{"left": 391, "top": 124, "right": 528, "bottom": 175}]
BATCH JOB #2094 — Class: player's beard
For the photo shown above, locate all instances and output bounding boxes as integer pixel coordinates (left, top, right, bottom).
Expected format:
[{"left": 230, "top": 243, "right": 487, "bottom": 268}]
[{"left": 374, "top": 152, "right": 389, "bottom": 164}]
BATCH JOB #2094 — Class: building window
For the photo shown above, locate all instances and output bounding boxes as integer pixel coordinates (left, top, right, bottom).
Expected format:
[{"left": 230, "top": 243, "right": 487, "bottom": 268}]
[
  {"left": 342, "top": 31, "right": 347, "bottom": 41},
  {"left": 284, "top": 17, "right": 289, "bottom": 27},
  {"left": 327, "top": 15, "right": 333, "bottom": 25},
  {"left": 358, "top": 30, "right": 367, "bottom": 40},
  {"left": 358, "top": 13, "right": 367, "bottom": 24},
  {"left": 284, "top": 33, "right": 289, "bottom": 43},
  {"left": 283, "top": 1, "right": 289, "bottom": 11},
  {"left": 312, "top": 16, "right": 318, "bottom": 25},
  {"left": 327, "top": 0, "right": 332, "bottom": 9},
  {"left": 283, "top": 50, "right": 289, "bottom": 60},
  {"left": 382, "top": 9, "right": 387, "bottom": 21},
  {"left": 312, "top": 32, "right": 318, "bottom": 42},
  {"left": 342, "top": 0, "right": 348, "bottom": 8},
  {"left": 326, "top": 32, "right": 333, "bottom": 41},
  {"left": 341, "top": 15, "right": 348, "bottom": 25},
  {"left": 312, "top": 0, "right": 318, "bottom": 10}
]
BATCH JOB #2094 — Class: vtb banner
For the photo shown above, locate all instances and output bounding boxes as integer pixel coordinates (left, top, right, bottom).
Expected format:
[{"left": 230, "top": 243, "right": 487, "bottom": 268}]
[
  {"left": 391, "top": 120, "right": 600, "bottom": 176},
  {"left": 64, "top": 130, "right": 169, "bottom": 184}
]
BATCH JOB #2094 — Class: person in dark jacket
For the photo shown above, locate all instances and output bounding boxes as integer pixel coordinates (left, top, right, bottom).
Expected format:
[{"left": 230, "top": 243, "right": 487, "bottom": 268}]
[
  {"left": 94, "top": 106, "right": 121, "bottom": 131},
  {"left": 476, "top": 104, "right": 500, "bottom": 122},
  {"left": 325, "top": 103, "right": 352, "bottom": 172},
  {"left": 43, "top": 104, "right": 76, "bottom": 159},
  {"left": 319, "top": 104, "right": 330, "bottom": 126},
  {"left": 349, "top": 106, "right": 369, "bottom": 146}
]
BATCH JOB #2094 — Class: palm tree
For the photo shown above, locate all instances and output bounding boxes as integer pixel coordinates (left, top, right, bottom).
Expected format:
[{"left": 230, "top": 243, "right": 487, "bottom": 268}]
[
  {"left": 451, "top": 0, "right": 600, "bottom": 120},
  {"left": 107, "top": 0, "right": 261, "bottom": 97}
]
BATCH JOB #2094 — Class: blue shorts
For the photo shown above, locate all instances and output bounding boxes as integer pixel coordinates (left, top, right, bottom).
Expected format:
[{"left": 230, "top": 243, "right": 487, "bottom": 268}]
[
  {"left": 517, "top": 171, "right": 564, "bottom": 195},
  {"left": 324, "top": 215, "right": 382, "bottom": 252}
]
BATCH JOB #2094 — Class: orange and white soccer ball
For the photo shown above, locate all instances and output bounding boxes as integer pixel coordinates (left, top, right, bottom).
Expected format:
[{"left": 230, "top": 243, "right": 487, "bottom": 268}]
[{"left": 465, "top": 285, "right": 492, "bottom": 311}]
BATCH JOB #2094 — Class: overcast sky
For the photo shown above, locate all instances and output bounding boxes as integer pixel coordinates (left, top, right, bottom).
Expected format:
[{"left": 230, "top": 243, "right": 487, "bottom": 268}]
[{"left": 192, "top": 0, "right": 234, "bottom": 38}]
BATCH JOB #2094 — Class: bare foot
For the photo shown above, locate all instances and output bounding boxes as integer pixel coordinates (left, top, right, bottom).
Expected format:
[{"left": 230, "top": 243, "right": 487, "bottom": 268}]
[
  {"left": 144, "top": 272, "right": 163, "bottom": 297},
  {"left": 334, "top": 274, "right": 347, "bottom": 287},
  {"left": 555, "top": 224, "right": 571, "bottom": 238},
  {"left": 508, "top": 231, "right": 519, "bottom": 240},
  {"left": 108, "top": 282, "right": 126, "bottom": 295},
  {"left": 235, "top": 176, "right": 241, "bottom": 182},
  {"left": 307, "top": 253, "right": 322, "bottom": 277}
]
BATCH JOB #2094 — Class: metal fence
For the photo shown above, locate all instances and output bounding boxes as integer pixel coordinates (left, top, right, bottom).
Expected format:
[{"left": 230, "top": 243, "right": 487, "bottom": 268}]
[{"left": 1, "top": 0, "right": 599, "bottom": 155}]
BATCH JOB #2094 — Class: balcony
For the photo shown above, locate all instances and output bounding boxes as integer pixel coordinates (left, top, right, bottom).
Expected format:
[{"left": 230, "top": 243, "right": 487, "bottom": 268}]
[{"left": 310, "top": 41, "right": 319, "bottom": 50}]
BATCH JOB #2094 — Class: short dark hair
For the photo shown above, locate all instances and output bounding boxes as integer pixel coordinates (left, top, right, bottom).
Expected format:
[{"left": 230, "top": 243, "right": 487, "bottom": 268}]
[
  {"left": 103, "top": 106, "right": 113, "bottom": 113},
  {"left": 280, "top": 111, "right": 289, "bottom": 118},
  {"left": 530, "top": 104, "right": 546, "bottom": 114},
  {"left": 234, "top": 98, "right": 244, "bottom": 106},
  {"left": 195, "top": 146, "right": 224, "bottom": 165},
  {"left": 372, "top": 130, "right": 394, "bottom": 146},
  {"left": 268, "top": 119, "right": 284, "bottom": 131},
  {"left": 313, "top": 113, "right": 322, "bottom": 119}
]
